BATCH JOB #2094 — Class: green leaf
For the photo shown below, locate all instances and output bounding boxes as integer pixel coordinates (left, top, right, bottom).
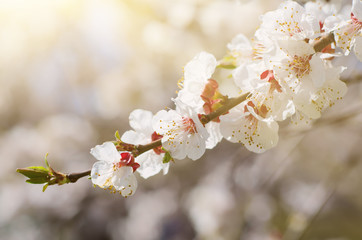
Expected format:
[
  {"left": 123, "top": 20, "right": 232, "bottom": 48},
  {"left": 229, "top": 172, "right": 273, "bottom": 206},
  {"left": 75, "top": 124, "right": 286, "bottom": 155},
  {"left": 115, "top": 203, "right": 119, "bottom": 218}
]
[
  {"left": 27, "top": 166, "right": 49, "bottom": 173},
  {"left": 25, "top": 177, "right": 49, "bottom": 184},
  {"left": 218, "top": 64, "right": 236, "bottom": 69},
  {"left": 42, "top": 183, "right": 49, "bottom": 192},
  {"left": 217, "top": 55, "right": 237, "bottom": 69},
  {"left": 115, "top": 130, "right": 121, "bottom": 140},
  {"left": 44, "top": 153, "right": 50, "bottom": 169},
  {"left": 162, "top": 150, "right": 173, "bottom": 164},
  {"left": 17, "top": 168, "right": 49, "bottom": 179}
]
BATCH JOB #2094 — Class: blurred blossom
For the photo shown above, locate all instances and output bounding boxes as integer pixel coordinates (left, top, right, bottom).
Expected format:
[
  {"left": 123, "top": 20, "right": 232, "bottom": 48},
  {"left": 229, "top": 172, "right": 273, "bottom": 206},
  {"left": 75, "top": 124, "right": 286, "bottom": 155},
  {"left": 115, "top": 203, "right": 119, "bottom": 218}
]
[
  {"left": 281, "top": 181, "right": 328, "bottom": 216},
  {"left": 245, "top": 193, "right": 274, "bottom": 224},
  {"left": 165, "top": 1, "right": 195, "bottom": 28},
  {"left": 112, "top": 189, "right": 177, "bottom": 240},
  {"left": 185, "top": 163, "right": 235, "bottom": 238}
]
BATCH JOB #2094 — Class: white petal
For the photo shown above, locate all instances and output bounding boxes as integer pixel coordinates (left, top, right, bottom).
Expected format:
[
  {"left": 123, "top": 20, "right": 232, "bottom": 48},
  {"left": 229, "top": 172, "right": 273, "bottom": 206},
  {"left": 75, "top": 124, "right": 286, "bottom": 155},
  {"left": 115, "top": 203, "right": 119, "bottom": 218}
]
[
  {"left": 129, "top": 109, "right": 154, "bottom": 135},
  {"left": 121, "top": 130, "right": 147, "bottom": 145},
  {"left": 310, "top": 54, "right": 326, "bottom": 88},
  {"left": 176, "top": 89, "right": 204, "bottom": 111},
  {"left": 136, "top": 152, "right": 168, "bottom": 179},
  {"left": 233, "top": 63, "right": 257, "bottom": 92},
  {"left": 187, "top": 135, "right": 206, "bottom": 160},
  {"left": 227, "top": 33, "right": 252, "bottom": 52},
  {"left": 184, "top": 51, "right": 217, "bottom": 83},
  {"left": 245, "top": 120, "right": 279, "bottom": 153},
  {"left": 354, "top": 36, "right": 362, "bottom": 61},
  {"left": 112, "top": 167, "right": 137, "bottom": 197},
  {"left": 90, "top": 142, "right": 120, "bottom": 163},
  {"left": 278, "top": 40, "right": 315, "bottom": 56},
  {"left": 163, "top": 138, "right": 187, "bottom": 160},
  {"left": 220, "top": 109, "right": 279, "bottom": 153},
  {"left": 152, "top": 109, "right": 181, "bottom": 135},
  {"left": 294, "top": 99, "right": 321, "bottom": 119},
  {"left": 334, "top": 21, "right": 356, "bottom": 54},
  {"left": 205, "top": 121, "right": 223, "bottom": 149},
  {"left": 91, "top": 161, "right": 113, "bottom": 188},
  {"left": 352, "top": 0, "right": 362, "bottom": 20}
]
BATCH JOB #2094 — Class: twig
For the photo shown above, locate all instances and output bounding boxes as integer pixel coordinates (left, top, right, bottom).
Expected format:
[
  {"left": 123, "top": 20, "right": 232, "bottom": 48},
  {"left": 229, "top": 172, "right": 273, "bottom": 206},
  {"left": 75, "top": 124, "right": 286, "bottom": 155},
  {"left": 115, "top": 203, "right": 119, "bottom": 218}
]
[{"left": 66, "top": 170, "right": 92, "bottom": 183}]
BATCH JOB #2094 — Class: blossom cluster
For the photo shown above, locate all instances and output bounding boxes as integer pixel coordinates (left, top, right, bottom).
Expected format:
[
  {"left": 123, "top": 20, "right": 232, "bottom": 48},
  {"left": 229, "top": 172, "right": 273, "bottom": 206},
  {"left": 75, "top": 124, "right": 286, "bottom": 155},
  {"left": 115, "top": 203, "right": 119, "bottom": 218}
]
[{"left": 90, "top": 0, "right": 361, "bottom": 197}]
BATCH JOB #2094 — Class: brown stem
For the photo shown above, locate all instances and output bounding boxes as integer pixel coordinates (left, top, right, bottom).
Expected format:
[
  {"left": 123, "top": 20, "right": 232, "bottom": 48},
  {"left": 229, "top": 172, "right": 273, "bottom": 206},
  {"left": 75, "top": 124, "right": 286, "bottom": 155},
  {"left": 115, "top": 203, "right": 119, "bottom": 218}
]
[
  {"left": 135, "top": 139, "right": 162, "bottom": 156},
  {"left": 202, "top": 93, "right": 248, "bottom": 124},
  {"left": 66, "top": 170, "right": 91, "bottom": 183},
  {"left": 313, "top": 32, "right": 335, "bottom": 52}
]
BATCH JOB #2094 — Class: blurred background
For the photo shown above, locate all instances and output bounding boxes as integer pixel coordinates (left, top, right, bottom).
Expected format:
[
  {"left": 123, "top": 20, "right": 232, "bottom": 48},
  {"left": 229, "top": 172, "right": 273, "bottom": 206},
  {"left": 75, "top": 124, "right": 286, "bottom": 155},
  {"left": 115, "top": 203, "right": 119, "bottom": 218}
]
[{"left": 2, "top": 0, "right": 362, "bottom": 239}]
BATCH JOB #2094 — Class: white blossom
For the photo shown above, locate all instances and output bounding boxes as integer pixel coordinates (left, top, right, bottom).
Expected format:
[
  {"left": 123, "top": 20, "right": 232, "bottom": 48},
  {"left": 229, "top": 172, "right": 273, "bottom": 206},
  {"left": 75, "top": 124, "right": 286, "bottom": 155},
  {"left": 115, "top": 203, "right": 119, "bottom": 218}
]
[
  {"left": 177, "top": 51, "right": 217, "bottom": 112},
  {"left": 220, "top": 101, "right": 279, "bottom": 153},
  {"left": 153, "top": 100, "right": 209, "bottom": 160},
  {"left": 258, "top": 0, "right": 320, "bottom": 41},
  {"left": 90, "top": 142, "right": 139, "bottom": 197},
  {"left": 176, "top": 51, "right": 222, "bottom": 149},
  {"left": 121, "top": 109, "right": 169, "bottom": 179},
  {"left": 328, "top": 0, "right": 362, "bottom": 60}
]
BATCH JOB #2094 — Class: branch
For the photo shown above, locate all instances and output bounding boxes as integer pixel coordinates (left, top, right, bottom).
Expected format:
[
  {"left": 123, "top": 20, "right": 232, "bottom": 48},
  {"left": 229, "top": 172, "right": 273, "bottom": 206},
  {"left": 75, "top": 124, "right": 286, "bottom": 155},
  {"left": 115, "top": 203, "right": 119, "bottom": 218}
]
[
  {"left": 135, "top": 139, "right": 162, "bottom": 156},
  {"left": 202, "top": 93, "right": 248, "bottom": 124},
  {"left": 66, "top": 170, "right": 91, "bottom": 183},
  {"left": 313, "top": 32, "right": 335, "bottom": 52}
]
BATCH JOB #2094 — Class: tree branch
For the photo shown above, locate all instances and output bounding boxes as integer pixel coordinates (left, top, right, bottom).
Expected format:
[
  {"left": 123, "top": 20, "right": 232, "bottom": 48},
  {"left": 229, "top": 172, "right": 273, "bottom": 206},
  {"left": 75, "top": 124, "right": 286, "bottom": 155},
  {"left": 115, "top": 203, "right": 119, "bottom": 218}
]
[
  {"left": 66, "top": 170, "right": 91, "bottom": 183},
  {"left": 313, "top": 32, "right": 335, "bottom": 52}
]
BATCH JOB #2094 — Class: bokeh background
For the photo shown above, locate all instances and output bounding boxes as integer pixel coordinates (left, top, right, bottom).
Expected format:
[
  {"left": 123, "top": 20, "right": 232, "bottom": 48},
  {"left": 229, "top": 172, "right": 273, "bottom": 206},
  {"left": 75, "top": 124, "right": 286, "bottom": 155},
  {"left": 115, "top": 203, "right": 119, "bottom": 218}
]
[{"left": 2, "top": 0, "right": 362, "bottom": 239}]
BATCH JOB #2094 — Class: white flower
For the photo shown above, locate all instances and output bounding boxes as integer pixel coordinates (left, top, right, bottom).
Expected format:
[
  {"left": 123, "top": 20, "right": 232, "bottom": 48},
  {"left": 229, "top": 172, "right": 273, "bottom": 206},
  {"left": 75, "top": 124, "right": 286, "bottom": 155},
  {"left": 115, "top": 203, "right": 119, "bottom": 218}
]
[
  {"left": 220, "top": 100, "right": 279, "bottom": 153},
  {"left": 305, "top": 0, "right": 339, "bottom": 27},
  {"left": 269, "top": 40, "right": 331, "bottom": 118},
  {"left": 291, "top": 66, "right": 347, "bottom": 124},
  {"left": 177, "top": 51, "right": 217, "bottom": 111},
  {"left": 263, "top": 38, "right": 347, "bottom": 125},
  {"left": 258, "top": 0, "right": 320, "bottom": 41},
  {"left": 121, "top": 109, "right": 169, "bottom": 179},
  {"left": 152, "top": 100, "right": 209, "bottom": 160},
  {"left": 328, "top": 0, "right": 362, "bottom": 60},
  {"left": 176, "top": 52, "right": 222, "bottom": 149},
  {"left": 228, "top": 32, "right": 275, "bottom": 65},
  {"left": 90, "top": 142, "right": 139, "bottom": 197}
]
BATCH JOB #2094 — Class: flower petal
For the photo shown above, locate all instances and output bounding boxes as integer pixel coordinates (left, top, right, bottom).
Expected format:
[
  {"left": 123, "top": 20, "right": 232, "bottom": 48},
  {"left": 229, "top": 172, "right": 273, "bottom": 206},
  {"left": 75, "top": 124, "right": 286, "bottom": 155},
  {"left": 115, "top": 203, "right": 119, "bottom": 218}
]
[
  {"left": 136, "top": 152, "right": 169, "bottom": 179},
  {"left": 129, "top": 109, "right": 154, "bottom": 135},
  {"left": 112, "top": 167, "right": 137, "bottom": 197},
  {"left": 91, "top": 161, "right": 113, "bottom": 188},
  {"left": 354, "top": 36, "right": 362, "bottom": 61},
  {"left": 90, "top": 142, "right": 120, "bottom": 163},
  {"left": 121, "top": 130, "right": 146, "bottom": 145},
  {"left": 184, "top": 51, "right": 217, "bottom": 83}
]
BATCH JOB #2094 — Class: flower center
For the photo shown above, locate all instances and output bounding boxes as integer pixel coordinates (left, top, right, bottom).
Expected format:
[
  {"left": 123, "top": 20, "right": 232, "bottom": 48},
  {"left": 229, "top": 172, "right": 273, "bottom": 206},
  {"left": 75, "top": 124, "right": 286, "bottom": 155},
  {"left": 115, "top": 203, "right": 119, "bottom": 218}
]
[
  {"left": 260, "top": 70, "right": 282, "bottom": 93},
  {"left": 251, "top": 42, "right": 266, "bottom": 60},
  {"left": 244, "top": 101, "right": 268, "bottom": 119},
  {"left": 288, "top": 55, "right": 312, "bottom": 78},
  {"left": 276, "top": 17, "right": 302, "bottom": 37},
  {"left": 182, "top": 117, "right": 197, "bottom": 134},
  {"left": 114, "top": 152, "right": 140, "bottom": 172}
]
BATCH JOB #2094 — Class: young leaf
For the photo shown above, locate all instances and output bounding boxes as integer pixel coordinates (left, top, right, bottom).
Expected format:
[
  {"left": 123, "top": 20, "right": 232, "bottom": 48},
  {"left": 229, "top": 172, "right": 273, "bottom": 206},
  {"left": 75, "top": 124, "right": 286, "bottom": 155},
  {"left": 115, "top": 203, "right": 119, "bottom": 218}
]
[
  {"left": 16, "top": 168, "right": 49, "bottom": 179},
  {"left": 42, "top": 183, "right": 49, "bottom": 192},
  {"left": 115, "top": 130, "right": 121, "bottom": 140},
  {"left": 26, "top": 178, "right": 49, "bottom": 184},
  {"left": 162, "top": 150, "right": 173, "bottom": 164},
  {"left": 44, "top": 153, "right": 50, "bottom": 169}
]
